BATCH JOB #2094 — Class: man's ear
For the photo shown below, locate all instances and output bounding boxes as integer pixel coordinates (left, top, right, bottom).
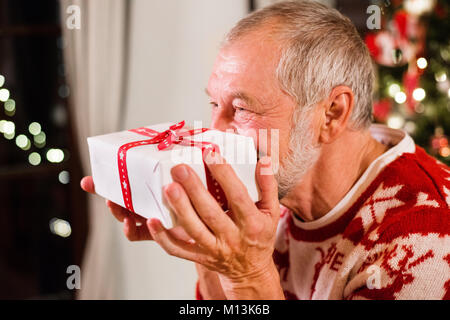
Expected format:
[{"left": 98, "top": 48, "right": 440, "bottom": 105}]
[{"left": 319, "top": 86, "right": 354, "bottom": 144}]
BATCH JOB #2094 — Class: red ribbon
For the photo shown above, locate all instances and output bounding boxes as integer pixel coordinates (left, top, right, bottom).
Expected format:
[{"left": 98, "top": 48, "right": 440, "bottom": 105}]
[{"left": 117, "top": 121, "right": 228, "bottom": 214}]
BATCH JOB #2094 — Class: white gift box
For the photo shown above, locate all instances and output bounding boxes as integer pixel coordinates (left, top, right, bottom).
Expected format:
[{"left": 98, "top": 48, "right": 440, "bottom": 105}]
[{"left": 87, "top": 122, "right": 260, "bottom": 228}]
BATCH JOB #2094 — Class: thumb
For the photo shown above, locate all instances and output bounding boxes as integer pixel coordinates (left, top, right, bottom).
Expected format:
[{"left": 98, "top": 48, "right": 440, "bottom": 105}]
[
  {"left": 255, "top": 156, "right": 279, "bottom": 213},
  {"left": 80, "top": 176, "right": 95, "bottom": 194}
]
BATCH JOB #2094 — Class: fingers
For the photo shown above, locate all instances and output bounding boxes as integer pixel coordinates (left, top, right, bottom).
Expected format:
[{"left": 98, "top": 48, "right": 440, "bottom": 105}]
[
  {"left": 80, "top": 176, "right": 95, "bottom": 194},
  {"left": 106, "top": 200, "right": 127, "bottom": 222},
  {"left": 163, "top": 182, "right": 217, "bottom": 250},
  {"left": 105, "top": 200, "right": 150, "bottom": 242},
  {"left": 255, "top": 156, "right": 279, "bottom": 214},
  {"left": 168, "top": 225, "right": 194, "bottom": 243},
  {"left": 106, "top": 199, "right": 147, "bottom": 223},
  {"left": 148, "top": 218, "right": 207, "bottom": 263},
  {"left": 170, "top": 164, "right": 238, "bottom": 237},
  {"left": 123, "top": 217, "right": 153, "bottom": 241},
  {"left": 203, "top": 150, "right": 256, "bottom": 222},
  {"left": 81, "top": 176, "right": 152, "bottom": 241}
]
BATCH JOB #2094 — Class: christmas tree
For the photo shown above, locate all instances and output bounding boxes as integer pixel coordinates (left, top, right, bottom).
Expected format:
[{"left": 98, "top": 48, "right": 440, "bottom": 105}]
[{"left": 365, "top": 0, "right": 450, "bottom": 164}]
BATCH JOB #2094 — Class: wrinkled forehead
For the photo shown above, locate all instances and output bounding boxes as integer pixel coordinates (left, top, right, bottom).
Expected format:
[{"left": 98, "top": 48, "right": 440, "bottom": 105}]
[{"left": 208, "top": 36, "right": 282, "bottom": 95}]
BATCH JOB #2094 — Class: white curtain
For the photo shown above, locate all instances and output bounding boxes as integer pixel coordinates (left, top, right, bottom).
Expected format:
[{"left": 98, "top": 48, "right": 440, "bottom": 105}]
[
  {"left": 61, "top": 0, "right": 248, "bottom": 299},
  {"left": 60, "top": 0, "right": 128, "bottom": 299}
]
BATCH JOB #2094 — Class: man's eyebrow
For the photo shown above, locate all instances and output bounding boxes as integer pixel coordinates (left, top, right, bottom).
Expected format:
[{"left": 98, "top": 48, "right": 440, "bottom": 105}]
[
  {"left": 204, "top": 88, "right": 256, "bottom": 106},
  {"left": 232, "top": 91, "right": 255, "bottom": 106}
]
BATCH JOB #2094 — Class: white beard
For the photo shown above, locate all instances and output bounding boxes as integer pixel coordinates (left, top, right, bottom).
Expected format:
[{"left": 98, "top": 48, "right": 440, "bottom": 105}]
[{"left": 275, "top": 109, "right": 321, "bottom": 199}]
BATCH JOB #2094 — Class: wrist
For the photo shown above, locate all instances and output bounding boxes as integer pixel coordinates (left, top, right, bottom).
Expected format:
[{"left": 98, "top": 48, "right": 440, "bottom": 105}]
[
  {"left": 195, "top": 263, "right": 227, "bottom": 300},
  {"left": 218, "top": 260, "right": 285, "bottom": 300}
]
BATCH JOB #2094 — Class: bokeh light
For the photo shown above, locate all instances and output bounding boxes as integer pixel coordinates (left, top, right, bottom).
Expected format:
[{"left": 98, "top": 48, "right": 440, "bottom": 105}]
[
  {"left": 394, "top": 91, "right": 407, "bottom": 104},
  {"left": 412, "top": 88, "right": 426, "bottom": 101},
  {"left": 2, "top": 121, "right": 15, "bottom": 134},
  {"left": 4, "top": 99, "right": 15, "bottom": 111},
  {"left": 58, "top": 170, "right": 70, "bottom": 184},
  {"left": 58, "top": 85, "right": 70, "bottom": 98},
  {"left": 0, "top": 120, "right": 7, "bottom": 132},
  {"left": 28, "top": 122, "right": 41, "bottom": 135},
  {"left": 387, "top": 114, "right": 405, "bottom": 129},
  {"left": 49, "top": 218, "right": 71, "bottom": 238},
  {"left": 416, "top": 57, "right": 427, "bottom": 69},
  {"left": 15, "top": 134, "right": 29, "bottom": 149},
  {"left": 28, "top": 152, "right": 41, "bottom": 166},
  {"left": 435, "top": 71, "right": 447, "bottom": 82},
  {"left": 46, "top": 148, "right": 65, "bottom": 163},
  {"left": 388, "top": 83, "right": 401, "bottom": 97},
  {"left": 33, "top": 131, "right": 46, "bottom": 147},
  {"left": 0, "top": 88, "right": 10, "bottom": 102},
  {"left": 4, "top": 132, "right": 15, "bottom": 140}
]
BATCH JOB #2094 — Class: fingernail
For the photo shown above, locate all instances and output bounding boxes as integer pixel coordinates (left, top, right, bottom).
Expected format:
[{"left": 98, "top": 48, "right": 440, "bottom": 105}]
[
  {"left": 149, "top": 218, "right": 161, "bottom": 232},
  {"left": 167, "top": 184, "right": 180, "bottom": 199},
  {"left": 172, "top": 165, "right": 189, "bottom": 181},
  {"left": 147, "top": 219, "right": 155, "bottom": 233}
]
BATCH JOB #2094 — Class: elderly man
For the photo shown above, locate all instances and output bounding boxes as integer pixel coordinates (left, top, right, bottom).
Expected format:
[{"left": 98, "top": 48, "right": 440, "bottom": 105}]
[{"left": 81, "top": 1, "right": 450, "bottom": 300}]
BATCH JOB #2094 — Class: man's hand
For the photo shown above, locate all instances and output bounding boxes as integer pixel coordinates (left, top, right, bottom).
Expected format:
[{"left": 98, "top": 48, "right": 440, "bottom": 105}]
[
  {"left": 147, "top": 150, "right": 284, "bottom": 300},
  {"left": 80, "top": 176, "right": 192, "bottom": 243}
]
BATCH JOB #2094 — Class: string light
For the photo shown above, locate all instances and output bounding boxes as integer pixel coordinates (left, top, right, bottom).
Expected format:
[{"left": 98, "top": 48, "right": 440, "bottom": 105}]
[
  {"left": 435, "top": 72, "right": 447, "bottom": 82},
  {"left": 46, "top": 148, "right": 64, "bottom": 163},
  {"left": 28, "top": 152, "right": 41, "bottom": 166},
  {"left": 440, "top": 147, "right": 450, "bottom": 158},
  {"left": 387, "top": 114, "right": 405, "bottom": 129},
  {"left": 49, "top": 218, "right": 71, "bottom": 238},
  {"left": 4, "top": 132, "right": 15, "bottom": 140},
  {"left": 4, "top": 99, "right": 15, "bottom": 116},
  {"left": 388, "top": 83, "right": 401, "bottom": 97},
  {"left": 0, "top": 88, "right": 10, "bottom": 102},
  {"left": 404, "top": 121, "right": 417, "bottom": 134},
  {"left": 404, "top": 0, "right": 436, "bottom": 16},
  {"left": 415, "top": 103, "right": 425, "bottom": 113},
  {"left": 28, "top": 122, "right": 41, "bottom": 135},
  {"left": 15, "top": 134, "right": 29, "bottom": 149},
  {"left": 416, "top": 57, "right": 428, "bottom": 69},
  {"left": 2, "top": 121, "right": 15, "bottom": 135},
  {"left": 394, "top": 91, "right": 407, "bottom": 104},
  {"left": 0, "top": 77, "right": 68, "bottom": 169},
  {"left": 58, "top": 170, "right": 70, "bottom": 184},
  {"left": 412, "top": 88, "right": 426, "bottom": 101},
  {"left": 58, "top": 85, "right": 70, "bottom": 98},
  {"left": 33, "top": 131, "right": 46, "bottom": 147},
  {"left": 0, "top": 120, "right": 6, "bottom": 132}
]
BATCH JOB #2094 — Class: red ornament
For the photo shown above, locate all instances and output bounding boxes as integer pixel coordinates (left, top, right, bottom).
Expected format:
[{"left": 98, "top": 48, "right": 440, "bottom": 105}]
[
  {"left": 402, "top": 70, "right": 420, "bottom": 112},
  {"left": 373, "top": 99, "right": 392, "bottom": 122}
]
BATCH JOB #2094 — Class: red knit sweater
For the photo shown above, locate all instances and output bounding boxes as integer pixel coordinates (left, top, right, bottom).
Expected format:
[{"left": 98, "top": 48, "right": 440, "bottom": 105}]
[{"left": 274, "top": 133, "right": 450, "bottom": 299}]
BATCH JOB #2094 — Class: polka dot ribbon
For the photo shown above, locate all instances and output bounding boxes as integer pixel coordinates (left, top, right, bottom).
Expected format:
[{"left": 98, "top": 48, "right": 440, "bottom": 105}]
[{"left": 118, "top": 121, "right": 229, "bottom": 213}]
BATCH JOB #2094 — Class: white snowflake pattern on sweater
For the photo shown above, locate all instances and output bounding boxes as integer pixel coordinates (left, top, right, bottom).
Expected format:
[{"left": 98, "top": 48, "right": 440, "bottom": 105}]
[{"left": 274, "top": 125, "right": 450, "bottom": 300}]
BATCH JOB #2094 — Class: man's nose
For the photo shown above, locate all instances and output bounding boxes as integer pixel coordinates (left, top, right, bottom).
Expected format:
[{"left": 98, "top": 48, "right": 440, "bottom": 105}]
[{"left": 210, "top": 111, "right": 236, "bottom": 132}]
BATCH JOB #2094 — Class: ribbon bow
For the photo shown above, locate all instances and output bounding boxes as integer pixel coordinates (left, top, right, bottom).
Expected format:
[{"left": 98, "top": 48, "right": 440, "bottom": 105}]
[
  {"left": 128, "top": 120, "right": 211, "bottom": 151},
  {"left": 117, "top": 121, "right": 227, "bottom": 214}
]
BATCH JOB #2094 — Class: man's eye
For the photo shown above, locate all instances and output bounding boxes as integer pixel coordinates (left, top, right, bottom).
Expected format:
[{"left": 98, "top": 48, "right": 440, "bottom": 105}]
[
  {"left": 209, "top": 102, "right": 219, "bottom": 108},
  {"left": 234, "top": 106, "right": 247, "bottom": 112}
]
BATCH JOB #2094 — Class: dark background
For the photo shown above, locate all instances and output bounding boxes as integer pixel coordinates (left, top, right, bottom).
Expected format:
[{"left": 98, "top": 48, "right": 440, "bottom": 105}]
[{"left": 0, "top": 0, "right": 87, "bottom": 299}]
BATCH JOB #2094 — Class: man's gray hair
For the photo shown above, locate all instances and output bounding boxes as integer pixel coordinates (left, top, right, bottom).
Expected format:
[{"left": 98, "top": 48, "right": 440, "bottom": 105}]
[{"left": 223, "top": 0, "right": 374, "bottom": 130}]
